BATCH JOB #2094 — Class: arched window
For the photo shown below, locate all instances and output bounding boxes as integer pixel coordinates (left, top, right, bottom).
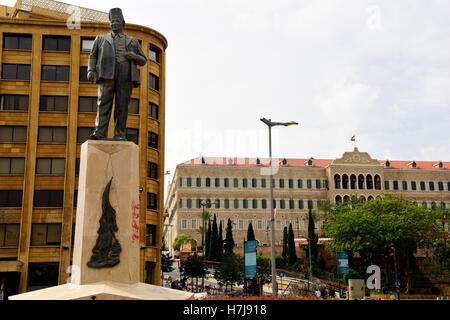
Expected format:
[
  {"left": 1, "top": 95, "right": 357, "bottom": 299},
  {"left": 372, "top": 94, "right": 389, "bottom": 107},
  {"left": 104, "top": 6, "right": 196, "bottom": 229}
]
[
  {"left": 343, "top": 195, "right": 350, "bottom": 203},
  {"left": 358, "top": 174, "right": 365, "bottom": 189},
  {"left": 335, "top": 195, "right": 342, "bottom": 203},
  {"left": 374, "top": 175, "right": 381, "bottom": 190},
  {"left": 359, "top": 195, "right": 366, "bottom": 202},
  {"left": 366, "top": 175, "right": 373, "bottom": 190},
  {"left": 342, "top": 174, "right": 349, "bottom": 189},
  {"left": 334, "top": 174, "right": 341, "bottom": 189},
  {"left": 350, "top": 174, "right": 357, "bottom": 190},
  {"left": 368, "top": 196, "right": 374, "bottom": 201}
]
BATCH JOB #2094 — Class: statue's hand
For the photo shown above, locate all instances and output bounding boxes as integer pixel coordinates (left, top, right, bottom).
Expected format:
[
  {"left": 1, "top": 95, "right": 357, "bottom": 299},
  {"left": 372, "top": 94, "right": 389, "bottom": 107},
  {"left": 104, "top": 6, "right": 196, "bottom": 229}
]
[
  {"left": 87, "top": 70, "right": 96, "bottom": 82},
  {"left": 125, "top": 51, "right": 138, "bottom": 61}
]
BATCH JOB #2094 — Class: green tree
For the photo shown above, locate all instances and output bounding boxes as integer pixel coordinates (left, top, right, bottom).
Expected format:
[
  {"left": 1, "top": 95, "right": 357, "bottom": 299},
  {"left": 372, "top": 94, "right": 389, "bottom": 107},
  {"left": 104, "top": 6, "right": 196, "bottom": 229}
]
[
  {"left": 209, "top": 214, "right": 220, "bottom": 261},
  {"left": 322, "top": 195, "right": 443, "bottom": 290},
  {"left": 205, "top": 219, "right": 211, "bottom": 259},
  {"left": 256, "top": 255, "right": 271, "bottom": 294},
  {"left": 287, "top": 222, "right": 297, "bottom": 266},
  {"left": 224, "top": 218, "right": 235, "bottom": 256},
  {"left": 172, "top": 233, "right": 195, "bottom": 251},
  {"left": 306, "top": 208, "right": 319, "bottom": 265},
  {"left": 182, "top": 253, "right": 207, "bottom": 292},
  {"left": 281, "top": 226, "right": 288, "bottom": 262},
  {"left": 218, "top": 221, "right": 224, "bottom": 261},
  {"left": 247, "top": 222, "right": 255, "bottom": 241},
  {"left": 161, "top": 238, "right": 174, "bottom": 286},
  {"left": 213, "top": 253, "right": 243, "bottom": 292}
]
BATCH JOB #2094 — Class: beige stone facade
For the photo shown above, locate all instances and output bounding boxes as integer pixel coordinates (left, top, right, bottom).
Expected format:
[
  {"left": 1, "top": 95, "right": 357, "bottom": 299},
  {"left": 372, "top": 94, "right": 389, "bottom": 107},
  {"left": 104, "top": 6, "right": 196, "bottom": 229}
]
[
  {"left": 164, "top": 149, "right": 450, "bottom": 257},
  {"left": 0, "top": 0, "right": 167, "bottom": 295}
]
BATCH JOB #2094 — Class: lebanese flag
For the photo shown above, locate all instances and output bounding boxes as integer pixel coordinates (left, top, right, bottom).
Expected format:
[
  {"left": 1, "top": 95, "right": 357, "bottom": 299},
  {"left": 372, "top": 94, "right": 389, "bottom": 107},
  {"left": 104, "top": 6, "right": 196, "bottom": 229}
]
[
  {"left": 164, "top": 170, "right": 170, "bottom": 175},
  {"left": 0, "top": 277, "right": 4, "bottom": 300},
  {"left": 350, "top": 135, "right": 355, "bottom": 142}
]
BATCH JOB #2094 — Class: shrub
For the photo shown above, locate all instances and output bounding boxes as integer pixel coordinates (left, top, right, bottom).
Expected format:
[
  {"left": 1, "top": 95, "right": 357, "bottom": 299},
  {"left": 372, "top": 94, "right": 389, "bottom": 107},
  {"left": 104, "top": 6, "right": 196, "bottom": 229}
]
[{"left": 275, "top": 255, "right": 286, "bottom": 269}]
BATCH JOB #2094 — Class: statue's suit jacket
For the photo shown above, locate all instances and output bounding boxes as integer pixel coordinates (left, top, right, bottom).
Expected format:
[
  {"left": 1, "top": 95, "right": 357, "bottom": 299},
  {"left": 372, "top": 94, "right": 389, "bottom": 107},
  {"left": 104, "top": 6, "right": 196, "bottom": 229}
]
[{"left": 88, "top": 33, "right": 147, "bottom": 88}]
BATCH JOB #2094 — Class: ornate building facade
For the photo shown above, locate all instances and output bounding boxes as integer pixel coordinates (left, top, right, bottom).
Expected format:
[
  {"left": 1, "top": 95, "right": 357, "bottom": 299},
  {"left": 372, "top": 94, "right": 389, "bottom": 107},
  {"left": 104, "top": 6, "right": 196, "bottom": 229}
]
[
  {"left": 164, "top": 148, "right": 450, "bottom": 257},
  {"left": 0, "top": 0, "right": 167, "bottom": 296}
]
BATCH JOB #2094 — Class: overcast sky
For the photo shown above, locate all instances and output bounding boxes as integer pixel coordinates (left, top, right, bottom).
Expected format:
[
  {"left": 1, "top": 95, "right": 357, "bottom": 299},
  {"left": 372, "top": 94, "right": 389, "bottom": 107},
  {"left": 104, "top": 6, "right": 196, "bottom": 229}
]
[{"left": 4, "top": 0, "right": 450, "bottom": 177}]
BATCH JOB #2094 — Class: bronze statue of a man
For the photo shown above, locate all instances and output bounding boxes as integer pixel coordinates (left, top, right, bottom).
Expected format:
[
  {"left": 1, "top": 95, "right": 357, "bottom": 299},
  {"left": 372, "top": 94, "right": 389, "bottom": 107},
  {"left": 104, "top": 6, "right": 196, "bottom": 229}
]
[{"left": 87, "top": 8, "right": 147, "bottom": 141}]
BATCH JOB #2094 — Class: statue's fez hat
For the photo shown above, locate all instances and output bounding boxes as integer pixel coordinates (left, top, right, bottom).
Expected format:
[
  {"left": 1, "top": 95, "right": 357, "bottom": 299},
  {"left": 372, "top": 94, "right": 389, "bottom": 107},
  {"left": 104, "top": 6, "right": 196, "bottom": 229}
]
[{"left": 109, "top": 8, "right": 125, "bottom": 23}]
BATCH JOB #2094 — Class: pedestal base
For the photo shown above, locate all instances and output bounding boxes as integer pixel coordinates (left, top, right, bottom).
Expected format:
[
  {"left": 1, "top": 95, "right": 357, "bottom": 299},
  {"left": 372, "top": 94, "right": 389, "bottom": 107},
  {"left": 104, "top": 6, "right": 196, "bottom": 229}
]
[{"left": 9, "top": 281, "right": 193, "bottom": 300}]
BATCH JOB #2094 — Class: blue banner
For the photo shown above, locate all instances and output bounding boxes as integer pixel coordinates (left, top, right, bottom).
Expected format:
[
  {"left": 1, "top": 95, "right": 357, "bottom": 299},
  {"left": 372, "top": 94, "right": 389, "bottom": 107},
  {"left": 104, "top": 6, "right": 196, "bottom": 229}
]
[
  {"left": 337, "top": 251, "right": 349, "bottom": 275},
  {"left": 244, "top": 240, "right": 257, "bottom": 279}
]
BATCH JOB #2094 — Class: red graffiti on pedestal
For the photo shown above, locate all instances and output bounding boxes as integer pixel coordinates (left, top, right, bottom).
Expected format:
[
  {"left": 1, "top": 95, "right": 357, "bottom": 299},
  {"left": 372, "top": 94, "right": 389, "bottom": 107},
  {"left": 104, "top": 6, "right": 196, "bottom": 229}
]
[{"left": 131, "top": 200, "right": 140, "bottom": 242}]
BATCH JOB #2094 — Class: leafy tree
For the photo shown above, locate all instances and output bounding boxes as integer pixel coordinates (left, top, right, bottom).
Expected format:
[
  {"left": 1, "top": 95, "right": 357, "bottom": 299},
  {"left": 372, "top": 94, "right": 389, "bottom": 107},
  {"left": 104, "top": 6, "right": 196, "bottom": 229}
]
[
  {"left": 322, "top": 195, "right": 443, "bottom": 290},
  {"left": 213, "top": 253, "right": 243, "bottom": 292},
  {"left": 306, "top": 208, "right": 319, "bottom": 266},
  {"left": 172, "top": 233, "right": 195, "bottom": 251},
  {"left": 287, "top": 222, "right": 297, "bottom": 266},
  {"left": 282, "top": 226, "right": 288, "bottom": 262},
  {"left": 275, "top": 254, "right": 286, "bottom": 268},
  {"left": 224, "top": 218, "right": 235, "bottom": 256},
  {"left": 256, "top": 255, "right": 271, "bottom": 294},
  {"left": 182, "top": 253, "right": 207, "bottom": 292},
  {"left": 247, "top": 222, "right": 255, "bottom": 241},
  {"left": 161, "top": 238, "right": 174, "bottom": 286}
]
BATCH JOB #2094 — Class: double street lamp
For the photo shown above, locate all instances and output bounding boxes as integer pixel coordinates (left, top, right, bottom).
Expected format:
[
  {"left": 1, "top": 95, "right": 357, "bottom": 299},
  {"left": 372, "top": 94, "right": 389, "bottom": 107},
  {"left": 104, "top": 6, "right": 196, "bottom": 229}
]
[{"left": 260, "top": 117, "right": 298, "bottom": 297}]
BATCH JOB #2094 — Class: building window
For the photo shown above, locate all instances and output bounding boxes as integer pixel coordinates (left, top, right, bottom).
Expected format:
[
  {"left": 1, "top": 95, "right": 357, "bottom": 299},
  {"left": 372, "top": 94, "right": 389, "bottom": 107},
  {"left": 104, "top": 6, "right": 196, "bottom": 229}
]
[
  {"left": 41, "top": 65, "right": 70, "bottom": 81},
  {"left": 420, "top": 181, "right": 426, "bottom": 191},
  {"left": 316, "top": 179, "right": 321, "bottom": 189},
  {"left": 78, "top": 96, "right": 97, "bottom": 112},
  {"left": 149, "top": 73, "right": 159, "bottom": 91},
  {"left": 206, "top": 178, "right": 211, "bottom": 187},
  {"left": 215, "top": 199, "right": 220, "bottom": 209},
  {"left": 147, "top": 162, "right": 158, "bottom": 179},
  {"left": 79, "top": 66, "right": 89, "bottom": 82},
  {"left": 411, "top": 181, "right": 417, "bottom": 190},
  {"left": 262, "top": 199, "right": 267, "bottom": 209},
  {"left": 196, "top": 199, "right": 202, "bottom": 209},
  {"left": 3, "top": 33, "right": 32, "bottom": 50},
  {"left": 36, "top": 158, "right": 65, "bottom": 175},
  {"left": 149, "top": 45, "right": 160, "bottom": 63},
  {"left": 224, "top": 199, "right": 229, "bottom": 209},
  {"left": 128, "top": 98, "right": 139, "bottom": 114},
  {"left": 43, "top": 35, "right": 70, "bottom": 51},
  {"left": 126, "top": 128, "right": 139, "bottom": 145},
  {"left": 279, "top": 179, "right": 284, "bottom": 188},
  {"left": 288, "top": 179, "right": 293, "bottom": 189},
  {"left": 39, "top": 95, "right": 68, "bottom": 112},
  {"left": 145, "top": 224, "right": 156, "bottom": 246},
  {"left": 28, "top": 262, "right": 59, "bottom": 292},
  {"left": 148, "top": 102, "right": 159, "bottom": 120},
  {"left": 233, "top": 178, "right": 239, "bottom": 188},
  {"left": 261, "top": 179, "right": 266, "bottom": 188},
  {"left": 234, "top": 199, "right": 239, "bottom": 209},
  {"left": 38, "top": 126, "right": 67, "bottom": 143},
  {"left": 0, "top": 94, "right": 29, "bottom": 111},
  {"left": 243, "top": 179, "right": 248, "bottom": 188},
  {"left": 81, "top": 38, "right": 94, "bottom": 52},
  {"left": 147, "top": 192, "right": 157, "bottom": 210},
  {"left": 308, "top": 200, "right": 313, "bottom": 209},
  {"left": 402, "top": 181, "right": 408, "bottom": 190},
  {"left": 33, "top": 190, "right": 64, "bottom": 207},
  {"left": 144, "top": 262, "right": 155, "bottom": 285},
  {"left": 187, "top": 199, "right": 192, "bottom": 209},
  {"left": 438, "top": 181, "right": 444, "bottom": 191},
  {"left": 0, "top": 126, "right": 27, "bottom": 143},
  {"left": 73, "top": 190, "right": 78, "bottom": 207},
  {"left": 186, "top": 177, "right": 192, "bottom": 187},
  {"left": 307, "top": 179, "right": 312, "bottom": 189},
  {"left": 384, "top": 180, "right": 390, "bottom": 190},
  {"left": 393, "top": 181, "right": 398, "bottom": 190},
  {"left": 280, "top": 200, "right": 285, "bottom": 209},
  {"left": 429, "top": 182, "right": 435, "bottom": 191},
  {"left": 239, "top": 220, "right": 244, "bottom": 230},
  {"left": 243, "top": 199, "right": 248, "bottom": 209},
  {"left": 298, "top": 200, "right": 304, "bottom": 209},
  {"left": 191, "top": 220, "right": 197, "bottom": 230},
  {"left": 252, "top": 199, "right": 258, "bottom": 209},
  {"left": 196, "top": 177, "right": 201, "bottom": 187},
  {"left": 148, "top": 132, "right": 158, "bottom": 149},
  {"left": 289, "top": 199, "right": 294, "bottom": 209},
  {"left": 298, "top": 179, "right": 303, "bottom": 188},
  {"left": 76, "top": 127, "right": 94, "bottom": 143},
  {"left": 0, "top": 157, "right": 25, "bottom": 174},
  {"left": 0, "top": 190, "right": 23, "bottom": 207},
  {"left": 0, "top": 223, "right": 20, "bottom": 247},
  {"left": 215, "top": 178, "right": 220, "bottom": 187},
  {"left": 224, "top": 178, "right": 229, "bottom": 187},
  {"left": 31, "top": 223, "right": 61, "bottom": 246},
  {"left": 2, "top": 63, "right": 31, "bottom": 80}
]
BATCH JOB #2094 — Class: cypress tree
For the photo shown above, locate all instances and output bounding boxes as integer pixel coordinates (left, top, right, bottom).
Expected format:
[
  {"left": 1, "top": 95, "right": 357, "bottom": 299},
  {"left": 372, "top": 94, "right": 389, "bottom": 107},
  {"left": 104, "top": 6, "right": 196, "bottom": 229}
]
[
  {"left": 247, "top": 221, "right": 255, "bottom": 241},
  {"left": 218, "top": 221, "right": 224, "bottom": 261},
  {"left": 209, "top": 214, "right": 219, "bottom": 261},
  {"left": 307, "top": 208, "right": 319, "bottom": 262},
  {"left": 287, "top": 222, "right": 297, "bottom": 266},
  {"left": 224, "top": 218, "right": 235, "bottom": 256},
  {"left": 205, "top": 219, "right": 211, "bottom": 259},
  {"left": 282, "top": 226, "right": 288, "bottom": 261}
]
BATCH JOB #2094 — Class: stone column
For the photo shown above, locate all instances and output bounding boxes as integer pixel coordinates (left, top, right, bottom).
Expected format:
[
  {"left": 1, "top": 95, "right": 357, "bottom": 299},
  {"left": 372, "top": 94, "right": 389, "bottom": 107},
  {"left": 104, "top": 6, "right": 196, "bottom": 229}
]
[{"left": 72, "top": 140, "right": 140, "bottom": 285}]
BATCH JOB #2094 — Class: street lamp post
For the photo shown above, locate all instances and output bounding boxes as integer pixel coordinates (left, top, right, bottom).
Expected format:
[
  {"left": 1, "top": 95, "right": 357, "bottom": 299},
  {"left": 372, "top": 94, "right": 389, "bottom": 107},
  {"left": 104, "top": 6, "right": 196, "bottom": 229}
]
[{"left": 260, "top": 117, "right": 298, "bottom": 297}]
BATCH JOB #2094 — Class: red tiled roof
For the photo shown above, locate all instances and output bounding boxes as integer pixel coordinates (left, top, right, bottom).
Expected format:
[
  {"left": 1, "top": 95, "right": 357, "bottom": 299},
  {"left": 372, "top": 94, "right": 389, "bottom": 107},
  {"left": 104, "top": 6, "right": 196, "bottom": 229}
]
[{"left": 179, "top": 157, "right": 449, "bottom": 170}]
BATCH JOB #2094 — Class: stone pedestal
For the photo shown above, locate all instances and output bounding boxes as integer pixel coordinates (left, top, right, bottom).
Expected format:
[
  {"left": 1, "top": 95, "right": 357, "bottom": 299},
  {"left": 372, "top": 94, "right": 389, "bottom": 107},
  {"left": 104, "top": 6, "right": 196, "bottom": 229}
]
[
  {"left": 348, "top": 279, "right": 365, "bottom": 300},
  {"left": 72, "top": 140, "right": 140, "bottom": 285},
  {"left": 10, "top": 140, "right": 192, "bottom": 300}
]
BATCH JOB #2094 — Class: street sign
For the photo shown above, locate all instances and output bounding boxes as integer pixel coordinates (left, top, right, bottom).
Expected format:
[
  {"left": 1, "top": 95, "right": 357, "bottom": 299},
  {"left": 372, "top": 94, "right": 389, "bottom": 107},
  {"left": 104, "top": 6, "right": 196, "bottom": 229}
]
[
  {"left": 244, "top": 240, "right": 257, "bottom": 279},
  {"left": 337, "top": 251, "right": 349, "bottom": 275}
]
